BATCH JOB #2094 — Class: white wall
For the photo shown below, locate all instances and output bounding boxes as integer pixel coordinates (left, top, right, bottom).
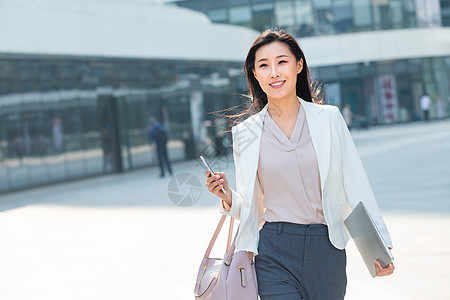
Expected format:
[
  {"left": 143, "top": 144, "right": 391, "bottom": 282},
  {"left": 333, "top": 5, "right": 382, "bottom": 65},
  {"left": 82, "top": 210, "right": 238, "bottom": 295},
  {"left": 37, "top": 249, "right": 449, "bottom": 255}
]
[{"left": 0, "top": 0, "right": 259, "bottom": 62}]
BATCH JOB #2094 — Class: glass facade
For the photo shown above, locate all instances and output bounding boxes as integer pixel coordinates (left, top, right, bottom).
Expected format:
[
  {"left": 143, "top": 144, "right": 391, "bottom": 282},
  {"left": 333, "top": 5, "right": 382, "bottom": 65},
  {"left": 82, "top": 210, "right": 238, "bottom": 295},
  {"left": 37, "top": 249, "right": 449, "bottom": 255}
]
[
  {"left": 0, "top": 54, "right": 243, "bottom": 193},
  {"left": 175, "top": 0, "right": 450, "bottom": 127},
  {"left": 176, "top": 0, "right": 444, "bottom": 36},
  {"left": 311, "top": 57, "right": 450, "bottom": 125},
  {"left": 2, "top": 0, "right": 450, "bottom": 193},
  {"left": 441, "top": 0, "right": 450, "bottom": 26}
]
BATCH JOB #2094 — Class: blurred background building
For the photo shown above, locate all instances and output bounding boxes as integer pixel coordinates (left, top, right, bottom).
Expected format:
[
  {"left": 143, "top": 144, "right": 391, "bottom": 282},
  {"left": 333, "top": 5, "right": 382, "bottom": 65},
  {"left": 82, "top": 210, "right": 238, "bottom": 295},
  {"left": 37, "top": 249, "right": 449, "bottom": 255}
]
[
  {"left": 0, "top": 0, "right": 258, "bottom": 193},
  {"left": 1, "top": 0, "right": 449, "bottom": 193},
  {"left": 175, "top": 0, "right": 450, "bottom": 126}
]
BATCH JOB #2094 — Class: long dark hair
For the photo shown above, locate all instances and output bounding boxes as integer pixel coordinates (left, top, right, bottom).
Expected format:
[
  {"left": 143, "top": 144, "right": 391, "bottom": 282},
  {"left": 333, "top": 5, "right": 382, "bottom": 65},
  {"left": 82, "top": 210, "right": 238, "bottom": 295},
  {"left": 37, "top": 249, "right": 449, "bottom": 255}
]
[
  {"left": 223, "top": 29, "right": 323, "bottom": 126},
  {"left": 212, "top": 29, "right": 323, "bottom": 134}
]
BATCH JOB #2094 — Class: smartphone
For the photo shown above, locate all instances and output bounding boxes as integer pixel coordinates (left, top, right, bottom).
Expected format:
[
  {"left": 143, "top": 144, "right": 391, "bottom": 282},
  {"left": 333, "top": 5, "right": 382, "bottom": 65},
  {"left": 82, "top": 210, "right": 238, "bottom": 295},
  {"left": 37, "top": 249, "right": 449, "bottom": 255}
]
[{"left": 200, "top": 155, "right": 228, "bottom": 196}]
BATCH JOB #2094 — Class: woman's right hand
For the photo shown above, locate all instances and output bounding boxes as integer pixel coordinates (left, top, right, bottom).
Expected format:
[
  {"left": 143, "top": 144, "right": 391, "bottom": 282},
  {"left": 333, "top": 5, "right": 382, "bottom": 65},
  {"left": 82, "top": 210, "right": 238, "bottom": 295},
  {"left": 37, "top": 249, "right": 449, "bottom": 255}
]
[{"left": 205, "top": 170, "right": 232, "bottom": 207}]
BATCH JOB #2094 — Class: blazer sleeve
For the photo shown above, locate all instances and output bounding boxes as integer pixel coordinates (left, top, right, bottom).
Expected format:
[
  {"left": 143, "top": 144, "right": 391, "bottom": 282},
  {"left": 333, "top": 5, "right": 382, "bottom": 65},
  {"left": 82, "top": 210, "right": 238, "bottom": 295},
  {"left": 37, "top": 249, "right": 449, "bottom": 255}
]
[
  {"left": 219, "top": 125, "right": 243, "bottom": 220},
  {"left": 333, "top": 107, "right": 394, "bottom": 249}
]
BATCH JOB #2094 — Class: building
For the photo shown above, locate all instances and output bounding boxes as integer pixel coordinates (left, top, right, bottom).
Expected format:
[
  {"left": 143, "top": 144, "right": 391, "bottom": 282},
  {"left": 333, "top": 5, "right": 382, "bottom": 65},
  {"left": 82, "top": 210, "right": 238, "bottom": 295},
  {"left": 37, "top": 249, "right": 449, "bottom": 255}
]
[
  {"left": 175, "top": 0, "right": 450, "bottom": 126},
  {"left": 0, "top": 0, "right": 259, "bottom": 193}
]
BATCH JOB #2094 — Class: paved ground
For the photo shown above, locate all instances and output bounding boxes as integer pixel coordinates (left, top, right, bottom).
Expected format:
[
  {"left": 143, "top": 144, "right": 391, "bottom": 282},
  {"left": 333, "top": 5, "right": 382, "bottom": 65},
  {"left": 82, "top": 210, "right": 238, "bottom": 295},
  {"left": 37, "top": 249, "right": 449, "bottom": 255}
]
[{"left": 0, "top": 120, "right": 449, "bottom": 300}]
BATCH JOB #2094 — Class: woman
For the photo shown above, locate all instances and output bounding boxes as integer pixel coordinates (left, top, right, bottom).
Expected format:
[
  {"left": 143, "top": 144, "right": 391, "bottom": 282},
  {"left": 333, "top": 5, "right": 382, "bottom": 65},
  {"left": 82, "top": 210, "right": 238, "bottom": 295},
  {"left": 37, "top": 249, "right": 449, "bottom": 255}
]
[{"left": 205, "top": 29, "right": 394, "bottom": 300}]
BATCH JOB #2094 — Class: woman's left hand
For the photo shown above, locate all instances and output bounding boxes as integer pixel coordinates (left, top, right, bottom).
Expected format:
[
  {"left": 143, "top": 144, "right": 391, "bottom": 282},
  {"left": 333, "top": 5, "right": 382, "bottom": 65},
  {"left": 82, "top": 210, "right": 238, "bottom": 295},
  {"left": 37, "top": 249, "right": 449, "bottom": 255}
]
[{"left": 374, "top": 260, "right": 395, "bottom": 277}]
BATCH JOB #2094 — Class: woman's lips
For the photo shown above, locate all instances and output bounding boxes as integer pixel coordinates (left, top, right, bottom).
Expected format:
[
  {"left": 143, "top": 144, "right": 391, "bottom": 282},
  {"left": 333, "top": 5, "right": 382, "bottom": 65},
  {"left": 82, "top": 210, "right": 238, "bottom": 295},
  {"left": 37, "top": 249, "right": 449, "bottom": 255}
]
[{"left": 269, "top": 80, "right": 286, "bottom": 89}]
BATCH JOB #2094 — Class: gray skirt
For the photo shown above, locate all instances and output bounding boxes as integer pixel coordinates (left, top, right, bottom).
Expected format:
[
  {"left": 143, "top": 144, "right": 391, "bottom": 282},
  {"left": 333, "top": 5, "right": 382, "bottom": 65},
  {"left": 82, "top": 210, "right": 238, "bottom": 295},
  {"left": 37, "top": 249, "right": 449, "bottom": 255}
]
[{"left": 255, "top": 222, "right": 347, "bottom": 300}]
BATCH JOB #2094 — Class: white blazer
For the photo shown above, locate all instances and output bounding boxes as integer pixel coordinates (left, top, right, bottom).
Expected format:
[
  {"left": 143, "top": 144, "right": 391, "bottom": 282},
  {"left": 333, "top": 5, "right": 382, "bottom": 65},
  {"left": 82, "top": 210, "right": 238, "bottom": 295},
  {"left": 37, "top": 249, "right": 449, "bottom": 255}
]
[{"left": 220, "top": 96, "right": 393, "bottom": 255}]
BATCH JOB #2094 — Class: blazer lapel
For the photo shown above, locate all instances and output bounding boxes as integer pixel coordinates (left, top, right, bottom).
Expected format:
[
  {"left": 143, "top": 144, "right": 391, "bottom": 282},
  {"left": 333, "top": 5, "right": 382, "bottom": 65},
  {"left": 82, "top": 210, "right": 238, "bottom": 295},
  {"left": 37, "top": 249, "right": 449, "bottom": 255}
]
[
  {"left": 234, "top": 105, "right": 267, "bottom": 204},
  {"left": 299, "top": 97, "right": 331, "bottom": 194}
]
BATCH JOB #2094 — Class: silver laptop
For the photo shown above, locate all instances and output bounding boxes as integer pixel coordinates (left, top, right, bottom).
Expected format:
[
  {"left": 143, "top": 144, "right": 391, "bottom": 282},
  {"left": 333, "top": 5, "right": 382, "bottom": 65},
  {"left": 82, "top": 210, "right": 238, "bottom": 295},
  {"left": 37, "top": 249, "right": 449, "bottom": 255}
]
[{"left": 344, "top": 201, "right": 394, "bottom": 278}]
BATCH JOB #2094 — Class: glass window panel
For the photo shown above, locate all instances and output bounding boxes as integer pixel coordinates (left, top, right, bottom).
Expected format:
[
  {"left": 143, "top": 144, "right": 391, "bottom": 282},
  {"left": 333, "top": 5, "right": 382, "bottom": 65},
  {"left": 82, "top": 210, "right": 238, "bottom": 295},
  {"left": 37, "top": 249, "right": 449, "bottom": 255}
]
[
  {"left": 316, "top": 66, "right": 339, "bottom": 81},
  {"left": 313, "top": 0, "right": 333, "bottom": 33},
  {"left": 62, "top": 97, "right": 86, "bottom": 178},
  {"left": 403, "top": 0, "right": 416, "bottom": 28},
  {"left": 125, "top": 94, "right": 150, "bottom": 169},
  {"left": 229, "top": 5, "right": 252, "bottom": 24},
  {"left": 228, "top": 0, "right": 249, "bottom": 5},
  {"left": 314, "top": 8, "right": 333, "bottom": 33},
  {"left": 360, "top": 62, "right": 377, "bottom": 76},
  {"left": 428, "top": 0, "right": 442, "bottom": 26},
  {"left": 202, "top": 0, "right": 228, "bottom": 10},
  {"left": 275, "top": 0, "right": 295, "bottom": 27},
  {"left": 372, "top": 0, "right": 390, "bottom": 29},
  {"left": 377, "top": 61, "right": 395, "bottom": 73},
  {"left": 116, "top": 98, "right": 131, "bottom": 171},
  {"left": 0, "top": 98, "right": 11, "bottom": 191},
  {"left": 294, "top": 0, "right": 313, "bottom": 25},
  {"left": 324, "top": 82, "right": 342, "bottom": 106},
  {"left": 314, "top": 0, "right": 331, "bottom": 9},
  {"left": 294, "top": 0, "right": 314, "bottom": 36},
  {"left": 23, "top": 100, "right": 50, "bottom": 185},
  {"left": 445, "top": 57, "right": 450, "bottom": 69},
  {"left": 6, "top": 100, "right": 30, "bottom": 190},
  {"left": 207, "top": 8, "right": 228, "bottom": 22},
  {"left": 0, "top": 60, "right": 15, "bottom": 80},
  {"left": 333, "top": 0, "right": 352, "bottom": 32},
  {"left": 442, "top": 0, "right": 450, "bottom": 26},
  {"left": 353, "top": 0, "right": 372, "bottom": 28},
  {"left": 253, "top": 2, "right": 273, "bottom": 12},
  {"left": 46, "top": 97, "right": 68, "bottom": 181},
  {"left": 389, "top": 0, "right": 404, "bottom": 28},
  {"left": 395, "top": 60, "right": 408, "bottom": 73},
  {"left": 415, "top": 0, "right": 441, "bottom": 27},
  {"left": 338, "top": 64, "right": 360, "bottom": 79},
  {"left": 80, "top": 92, "right": 103, "bottom": 175},
  {"left": 252, "top": 3, "right": 274, "bottom": 31},
  {"left": 175, "top": 0, "right": 203, "bottom": 11}
]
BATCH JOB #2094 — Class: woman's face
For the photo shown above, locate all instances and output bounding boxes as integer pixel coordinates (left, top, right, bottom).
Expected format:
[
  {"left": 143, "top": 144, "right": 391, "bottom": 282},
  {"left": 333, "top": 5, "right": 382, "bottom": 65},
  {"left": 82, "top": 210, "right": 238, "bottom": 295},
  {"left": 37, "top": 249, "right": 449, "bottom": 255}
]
[{"left": 252, "top": 41, "right": 303, "bottom": 101}]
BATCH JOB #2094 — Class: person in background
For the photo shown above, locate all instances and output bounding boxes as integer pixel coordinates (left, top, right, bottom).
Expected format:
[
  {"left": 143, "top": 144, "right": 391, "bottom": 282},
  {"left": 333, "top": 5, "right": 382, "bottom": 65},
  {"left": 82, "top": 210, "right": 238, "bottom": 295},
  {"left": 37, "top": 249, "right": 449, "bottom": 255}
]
[
  {"left": 436, "top": 96, "right": 447, "bottom": 121},
  {"left": 342, "top": 104, "right": 353, "bottom": 130},
  {"left": 420, "top": 93, "right": 431, "bottom": 122},
  {"left": 148, "top": 117, "right": 173, "bottom": 178}
]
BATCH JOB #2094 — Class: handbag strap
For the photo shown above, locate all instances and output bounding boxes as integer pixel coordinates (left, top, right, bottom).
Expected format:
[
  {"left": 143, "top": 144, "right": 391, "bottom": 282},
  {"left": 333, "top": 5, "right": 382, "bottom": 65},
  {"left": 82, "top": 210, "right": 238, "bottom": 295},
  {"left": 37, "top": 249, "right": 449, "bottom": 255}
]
[
  {"left": 224, "top": 224, "right": 237, "bottom": 263},
  {"left": 225, "top": 223, "right": 256, "bottom": 264},
  {"left": 203, "top": 215, "right": 234, "bottom": 258}
]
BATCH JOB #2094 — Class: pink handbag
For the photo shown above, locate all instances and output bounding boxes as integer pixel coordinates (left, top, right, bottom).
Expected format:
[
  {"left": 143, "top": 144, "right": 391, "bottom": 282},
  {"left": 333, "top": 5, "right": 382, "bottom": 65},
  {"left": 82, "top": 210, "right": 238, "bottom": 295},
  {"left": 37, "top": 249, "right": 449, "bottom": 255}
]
[{"left": 194, "top": 215, "right": 258, "bottom": 300}]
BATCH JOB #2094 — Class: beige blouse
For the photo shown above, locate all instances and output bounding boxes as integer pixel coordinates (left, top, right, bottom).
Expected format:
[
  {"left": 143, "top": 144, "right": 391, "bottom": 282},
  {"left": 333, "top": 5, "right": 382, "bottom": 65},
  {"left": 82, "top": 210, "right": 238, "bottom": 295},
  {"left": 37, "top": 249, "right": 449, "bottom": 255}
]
[{"left": 257, "top": 104, "right": 326, "bottom": 225}]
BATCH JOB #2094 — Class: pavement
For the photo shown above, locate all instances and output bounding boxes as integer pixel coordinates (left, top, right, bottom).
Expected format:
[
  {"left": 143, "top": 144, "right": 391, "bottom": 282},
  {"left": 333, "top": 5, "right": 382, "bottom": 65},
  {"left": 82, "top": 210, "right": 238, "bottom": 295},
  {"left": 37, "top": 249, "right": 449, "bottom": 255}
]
[{"left": 0, "top": 120, "right": 449, "bottom": 300}]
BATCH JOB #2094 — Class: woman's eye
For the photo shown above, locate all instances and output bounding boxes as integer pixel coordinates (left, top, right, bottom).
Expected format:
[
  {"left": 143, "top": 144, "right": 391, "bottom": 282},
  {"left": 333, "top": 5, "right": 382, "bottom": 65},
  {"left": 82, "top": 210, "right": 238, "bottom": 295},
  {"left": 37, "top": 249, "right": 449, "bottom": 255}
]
[
  {"left": 279, "top": 60, "right": 287, "bottom": 64},
  {"left": 259, "top": 64, "right": 268, "bottom": 67}
]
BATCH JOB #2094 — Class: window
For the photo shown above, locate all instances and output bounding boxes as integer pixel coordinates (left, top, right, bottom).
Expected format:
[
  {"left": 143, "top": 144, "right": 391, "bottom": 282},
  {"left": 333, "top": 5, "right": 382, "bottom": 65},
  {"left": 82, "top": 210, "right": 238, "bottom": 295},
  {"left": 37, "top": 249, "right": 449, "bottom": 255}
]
[
  {"left": 352, "top": 0, "right": 372, "bottom": 29},
  {"left": 389, "top": 0, "right": 404, "bottom": 29},
  {"left": 252, "top": 2, "right": 274, "bottom": 32},
  {"left": 275, "top": 0, "right": 295, "bottom": 27},
  {"left": 338, "top": 64, "right": 360, "bottom": 79},
  {"left": 294, "top": 0, "right": 314, "bottom": 36},
  {"left": 207, "top": 9, "right": 228, "bottom": 23},
  {"left": 402, "top": 0, "right": 416, "bottom": 28},
  {"left": 372, "top": 0, "right": 390, "bottom": 29},
  {"left": 333, "top": 0, "right": 352, "bottom": 33},
  {"left": 314, "top": 0, "right": 331, "bottom": 9},
  {"left": 442, "top": 0, "right": 450, "bottom": 26},
  {"left": 229, "top": 5, "right": 252, "bottom": 25},
  {"left": 415, "top": 0, "right": 442, "bottom": 27},
  {"left": 313, "top": 0, "right": 333, "bottom": 33},
  {"left": 228, "top": 0, "right": 249, "bottom": 5}
]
